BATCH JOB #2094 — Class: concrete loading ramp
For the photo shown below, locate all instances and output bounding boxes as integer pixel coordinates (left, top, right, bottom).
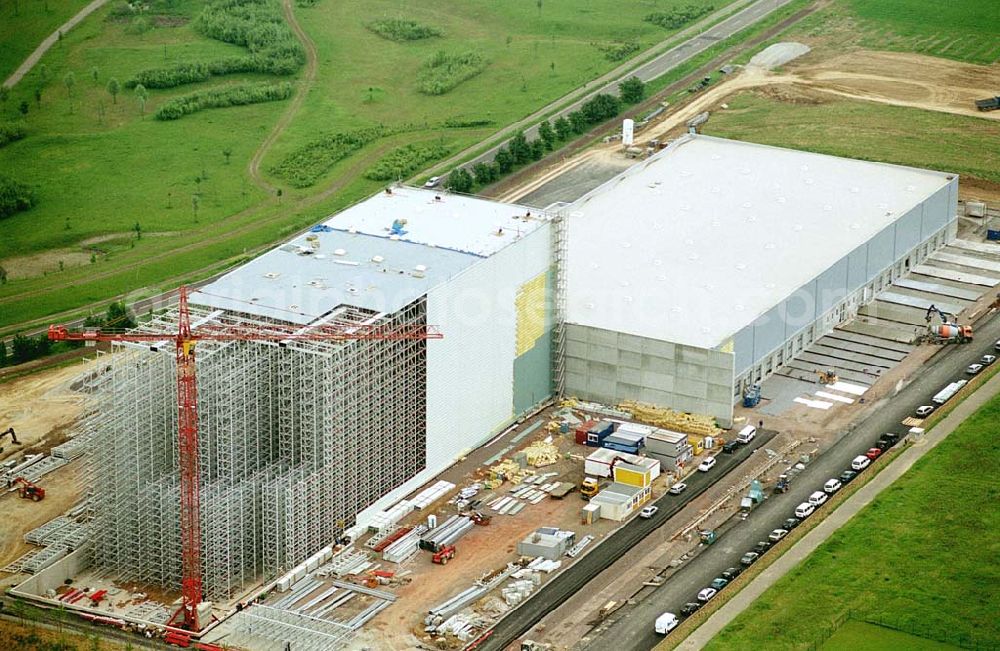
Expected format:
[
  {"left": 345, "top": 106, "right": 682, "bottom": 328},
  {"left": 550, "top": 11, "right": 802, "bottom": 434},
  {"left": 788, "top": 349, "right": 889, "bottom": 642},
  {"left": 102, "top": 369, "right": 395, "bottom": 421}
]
[
  {"left": 811, "top": 337, "right": 909, "bottom": 362},
  {"left": 892, "top": 278, "right": 982, "bottom": 301},
  {"left": 910, "top": 264, "right": 999, "bottom": 287},
  {"left": 822, "top": 330, "right": 915, "bottom": 354},
  {"left": 859, "top": 302, "right": 936, "bottom": 328}
]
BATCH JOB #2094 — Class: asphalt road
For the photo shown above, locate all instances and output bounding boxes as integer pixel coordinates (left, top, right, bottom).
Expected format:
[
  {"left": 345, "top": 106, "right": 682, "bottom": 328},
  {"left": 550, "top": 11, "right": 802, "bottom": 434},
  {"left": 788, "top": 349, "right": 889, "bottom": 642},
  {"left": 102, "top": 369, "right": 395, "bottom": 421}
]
[
  {"left": 580, "top": 314, "right": 1000, "bottom": 651},
  {"left": 476, "top": 430, "right": 778, "bottom": 651},
  {"left": 451, "top": 0, "right": 798, "bottom": 181}
]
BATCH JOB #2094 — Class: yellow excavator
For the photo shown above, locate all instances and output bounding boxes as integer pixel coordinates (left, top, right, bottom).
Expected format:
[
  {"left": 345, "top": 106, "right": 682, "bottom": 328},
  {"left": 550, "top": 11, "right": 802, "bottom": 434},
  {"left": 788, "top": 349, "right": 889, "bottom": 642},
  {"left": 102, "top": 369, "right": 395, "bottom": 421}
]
[{"left": 817, "top": 369, "right": 839, "bottom": 384}]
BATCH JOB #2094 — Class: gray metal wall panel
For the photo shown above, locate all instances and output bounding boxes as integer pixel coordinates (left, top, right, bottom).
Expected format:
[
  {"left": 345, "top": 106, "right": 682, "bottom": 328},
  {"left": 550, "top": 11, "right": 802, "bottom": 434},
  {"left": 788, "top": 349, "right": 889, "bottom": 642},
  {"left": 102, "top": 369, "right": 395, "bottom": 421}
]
[
  {"left": 867, "top": 224, "right": 895, "bottom": 276},
  {"left": 847, "top": 243, "right": 869, "bottom": 292},
  {"left": 894, "top": 205, "right": 922, "bottom": 256},
  {"left": 815, "top": 256, "right": 850, "bottom": 321},
  {"left": 733, "top": 325, "right": 755, "bottom": 375},
  {"left": 782, "top": 281, "right": 818, "bottom": 338},
  {"left": 752, "top": 305, "right": 784, "bottom": 359},
  {"left": 922, "top": 184, "right": 950, "bottom": 235},
  {"left": 563, "top": 325, "right": 735, "bottom": 427}
]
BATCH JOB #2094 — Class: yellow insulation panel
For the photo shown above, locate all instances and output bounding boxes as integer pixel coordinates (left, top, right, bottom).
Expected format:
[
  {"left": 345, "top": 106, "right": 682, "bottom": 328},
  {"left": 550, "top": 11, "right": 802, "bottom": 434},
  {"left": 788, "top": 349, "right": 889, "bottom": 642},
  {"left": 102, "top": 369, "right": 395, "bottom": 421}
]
[{"left": 515, "top": 271, "right": 547, "bottom": 356}]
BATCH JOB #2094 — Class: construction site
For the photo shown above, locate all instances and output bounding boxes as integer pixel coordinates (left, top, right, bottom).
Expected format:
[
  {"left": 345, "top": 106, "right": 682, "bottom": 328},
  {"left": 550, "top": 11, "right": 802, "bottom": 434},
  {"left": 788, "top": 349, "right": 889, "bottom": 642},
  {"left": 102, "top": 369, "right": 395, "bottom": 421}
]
[{"left": 2, "top": 39, "right": 1000, "bottom": 651}]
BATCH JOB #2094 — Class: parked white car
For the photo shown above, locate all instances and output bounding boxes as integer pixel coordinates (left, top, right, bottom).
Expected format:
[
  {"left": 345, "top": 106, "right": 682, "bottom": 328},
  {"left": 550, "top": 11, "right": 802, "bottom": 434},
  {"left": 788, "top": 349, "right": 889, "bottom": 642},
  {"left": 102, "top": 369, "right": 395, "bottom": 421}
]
[
  {"left": 668, "top": 482, "right": 687, "bottom": 495},
  {"left": 809, "top": 490, "right": 829, "bottom": 507},
  {"left": 655, "top": 612, "right": 679, "bottom": 635},
  {"left": 639, "top": 505, "right": 659, "bottom": 519},
  {"left": 851, "top": 455, "right": 872, "bottom": 471},
  {"left": 697, "top": 587, "right": 717, "bottom": 602},
  {"left": 967, "top": 363, "right": 984, "bottom": 375},
  {"left": 915, "top": 405, "right": 935, "bottom": 417},
  {"left": 423, "top": 176, "right": 441, "bottom": 188},
  {"left": 794, "top": 502, "right": 815, "bottom": 518},
  {"left": 823, "top": 478, "right": 842, "bottom": 494},
  {"left": 698, "top": 457, "right": 717, "bottom": 472},
  {"left": 981, "top": 354, "right": 997, "bottom": 366}
]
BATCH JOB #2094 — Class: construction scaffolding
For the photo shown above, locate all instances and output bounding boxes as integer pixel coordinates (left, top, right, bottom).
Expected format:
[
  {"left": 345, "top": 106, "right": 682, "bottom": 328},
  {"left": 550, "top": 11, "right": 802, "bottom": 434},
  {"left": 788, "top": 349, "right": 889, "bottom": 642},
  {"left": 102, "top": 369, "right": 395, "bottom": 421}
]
[{"left": 83, "top": 298, "right": 428, "bottom": 601}]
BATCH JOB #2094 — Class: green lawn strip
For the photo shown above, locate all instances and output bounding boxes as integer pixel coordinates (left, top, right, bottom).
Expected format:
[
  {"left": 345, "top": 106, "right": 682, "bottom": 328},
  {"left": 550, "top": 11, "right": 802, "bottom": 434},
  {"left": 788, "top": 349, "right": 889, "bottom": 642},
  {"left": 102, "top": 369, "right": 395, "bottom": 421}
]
[
  {"left": 703, "top": 92, "right": 1000, "bottom": 184},
  {"left": 654, "top": 441, "right": 910, "bottom": 651},
  {"left": 700, "top": 391, "right": 1000, "bottom": 650},
  {"left": 821, "top": 620, "right": 960, "bottom": 651},
  {"left": 0, "top": 0, "right": 93, "bottom": 82}
]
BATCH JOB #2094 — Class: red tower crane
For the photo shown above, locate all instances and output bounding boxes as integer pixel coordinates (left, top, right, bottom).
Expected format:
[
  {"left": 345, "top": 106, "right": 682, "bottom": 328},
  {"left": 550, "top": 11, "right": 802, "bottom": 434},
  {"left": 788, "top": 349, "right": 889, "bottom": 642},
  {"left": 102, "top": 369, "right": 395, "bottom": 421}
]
[{"left": 48, "top": 286, "right": 441, "bottom": 631}]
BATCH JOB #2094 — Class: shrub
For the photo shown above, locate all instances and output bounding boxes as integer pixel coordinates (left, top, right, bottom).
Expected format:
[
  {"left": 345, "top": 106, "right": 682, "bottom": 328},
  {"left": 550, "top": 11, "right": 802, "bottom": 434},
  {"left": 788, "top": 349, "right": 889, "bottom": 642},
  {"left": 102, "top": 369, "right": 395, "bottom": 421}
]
[
  {"left": 0, "top": 175, "right": 36, "bottom": 219},
  {"left": 596, "top": 41, "right": 640, "bottom": 62},
  {"left": 416, "top": 50, "right": 488, "bottom": 95},
  {"left": 644, "top": 5, "right": 714, "bottom": 30},
  {"left": 445, "top": 168, "right": 473, "bottom": 193},
  {"left": 363, "top": 143, "right": 450, "bottom": 182},
  {"left": 366, "top": 17, "right": 442, "bottom": 42},
  {"left": 128, "top": 0, "right": 307, "bottom": 89},
  {"left": 0, "top": 122, "right": 26, "bottom": 148},
  {"left": 270, "top": 126, "right": 396, "bottom": 188},
  {"left": 619, "top": 76, "right": 646, "bottom": 104},
  {"left": 154, "top": 81, "right": 293, "bottom": 120},
  {"left": 442, "top": 117, "right": 494, "bottom": 128},
  {"left": 580, "top": 93, "right": 621, "bottom": 123}
]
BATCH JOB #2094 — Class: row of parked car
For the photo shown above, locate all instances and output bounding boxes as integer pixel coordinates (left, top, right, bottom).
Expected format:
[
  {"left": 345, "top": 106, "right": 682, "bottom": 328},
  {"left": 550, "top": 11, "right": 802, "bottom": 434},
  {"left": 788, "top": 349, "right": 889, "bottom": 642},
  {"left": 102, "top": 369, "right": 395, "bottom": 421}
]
[{"left": 654, "top": 428, "right": 903, "bottom": 636}]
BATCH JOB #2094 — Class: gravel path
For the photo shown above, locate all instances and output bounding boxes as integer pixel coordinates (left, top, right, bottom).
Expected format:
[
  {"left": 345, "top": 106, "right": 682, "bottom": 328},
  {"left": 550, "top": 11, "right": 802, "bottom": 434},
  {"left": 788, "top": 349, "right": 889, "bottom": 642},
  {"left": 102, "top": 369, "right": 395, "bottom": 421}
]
[{"left": 2, "top": 0, "right": 110, "bottom": 89}]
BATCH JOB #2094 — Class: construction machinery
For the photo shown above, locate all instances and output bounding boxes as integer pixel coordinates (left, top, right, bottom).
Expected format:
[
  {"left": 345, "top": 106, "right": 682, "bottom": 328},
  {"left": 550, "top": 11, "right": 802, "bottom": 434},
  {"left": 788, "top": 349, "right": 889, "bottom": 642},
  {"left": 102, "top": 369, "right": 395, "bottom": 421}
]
[
  {"left": 1, "top": 428, "right": 20, "bottom": 445},
  {"left": 975, "top": 96, "right": 1000, "bottom": 111},
  {"left": 818, "top": 369, "right": 839, "bottom": 384},
  {"left": 742, "top": 384, "right": 761, "bottom": 408},
  {"left": 774, "top": 474, "right": 791, "bottom": 494},
  {"left": 469, "top": 511, "right": 492, "bottom": 526},
  {"left": 699, "top": 530, "right": 717, "bottom": 545},
  {"left": 923, "top": 305, "right": 973, "bottom": 344},
  {"left": 13, "top": 477, "right": 45, "bottom": 501},
  {"left": 580, "top": 477, "right": 601, "bottom": 500},
  {"left": 47, "top": 285, "right": 442, "bottom": 632},
  {"left": 432, "top": 544, "right": 456, "bottom": 565}
]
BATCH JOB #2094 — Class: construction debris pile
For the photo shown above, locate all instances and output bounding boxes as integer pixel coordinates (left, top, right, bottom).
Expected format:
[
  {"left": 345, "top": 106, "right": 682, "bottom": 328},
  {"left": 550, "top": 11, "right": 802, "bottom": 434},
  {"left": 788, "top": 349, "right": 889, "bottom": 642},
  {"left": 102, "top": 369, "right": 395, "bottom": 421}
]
[{"left": 618, "top": 400, "right": 722, "bottom": 437}]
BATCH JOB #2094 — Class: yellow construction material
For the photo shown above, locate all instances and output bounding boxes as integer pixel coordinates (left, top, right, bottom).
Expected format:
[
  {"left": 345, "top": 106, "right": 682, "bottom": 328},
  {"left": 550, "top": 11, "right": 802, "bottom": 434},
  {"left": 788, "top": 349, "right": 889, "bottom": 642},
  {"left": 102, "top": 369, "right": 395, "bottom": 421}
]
[
  {"left": 515, "top": 272, "right": 547, "bottom": 356},
  {"left": 490, "top": 459, "right": 536, "bottom": 484},
  {"left": 619, "top": 400, "right": 721, "bottom": 437},
  {"left": 522, "top": 440, "right": 560, "bottom": 467}
]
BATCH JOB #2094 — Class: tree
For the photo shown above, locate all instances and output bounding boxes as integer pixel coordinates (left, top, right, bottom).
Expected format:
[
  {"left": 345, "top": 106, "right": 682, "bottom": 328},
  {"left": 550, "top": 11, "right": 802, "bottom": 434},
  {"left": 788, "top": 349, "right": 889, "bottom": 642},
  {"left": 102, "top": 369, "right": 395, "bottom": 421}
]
[
  {"left": 471, "top": 162, "right": 496, "bottom": 186},
  {"left": 568, "top": 110, "right": 587, "bottom": 134},
  {"left": 19, "top": 101, "right": 29, "bottom": 117},
  {"left": 90, "top": 66, "right": 100, "bottom": 85},
  {"left": 135, "top": 83, "right": 148, "bottom": 117},
  {"left": 34, "top": 86, "right": 42, "bottom": 107},
  {"left": 530, "top": 138, "right": 545, "bottom": 161},
  {"left": 107, "top": 77, "right": 120, "bottom": 104},
  {"left": 581, "top": 93, "right": 621, "bottom": 123},
  {"left": 223, "top": 147, "right": 233, "bottom": 164},
  {"left": 0, "top": 339, "right": 7, "bottom": 367},
  {"left": 494, "top": 146, "right": 514, "bottom": 174},
  {"left": 106, "top": 301, "right": 136, "bottom": 329},
  {"left": 538, "top": 120, "right": 555, "bottom": 149},
  {"left": 445, "top": 168, "right": 473, "bottom": 193},
  {"left": 619, "top": 76, "right": 646, "bottom": 105},
  {"left": 11, "top": 333, "right": 33, "bottom": 364},
  {"left": 508, "top": 131, "right": 531, "bottom": 165},
  {"left": 553, "top": 115, "right": 571, "bottom": 141},
  {"left": 0, "top": 86, "right": 9, "bottom": 106},
  {"left": 63, "top": 71, "right": 75, "bottom": 97}
]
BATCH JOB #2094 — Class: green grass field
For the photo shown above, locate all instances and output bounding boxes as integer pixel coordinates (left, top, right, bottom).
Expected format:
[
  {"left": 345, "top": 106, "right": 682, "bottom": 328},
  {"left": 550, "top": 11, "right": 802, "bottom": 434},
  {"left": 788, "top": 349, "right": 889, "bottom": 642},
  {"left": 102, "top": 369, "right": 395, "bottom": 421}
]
[
  {"left": 790, "top": 0, "right": 1000, "bottom": 64},
  {"left": 0, "top": 0, "right": 735, "bottom": 332},
  {"left": 821, "top": 621, "right": 959, "bottom": 651},
  {"left": 704, "top": 91, "right": 1000, "bottom": 184},
  {"left": 704, "top": 392, "right": 1000, "bottom": 650},
  {"left": 0, "top": 0, "right": 94, "bottom": 81}
]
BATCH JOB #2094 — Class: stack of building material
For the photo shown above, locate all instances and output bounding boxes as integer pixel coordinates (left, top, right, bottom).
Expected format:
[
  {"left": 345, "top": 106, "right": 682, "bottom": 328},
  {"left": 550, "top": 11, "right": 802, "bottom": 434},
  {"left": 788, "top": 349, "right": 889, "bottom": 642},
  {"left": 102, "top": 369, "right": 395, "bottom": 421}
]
[
  {"left": 619, "top": 400, "right": 721, "bottom": 437},
  {"left": 411, "top": 481, "right": 455, "bottom": 509},
  {"left": 50, "top": 437, "right": 87, "bottom": 461},
  {"left": 7, "top": 456, "right": 68, "bottom": 487},
  {"left": 522, "top": 440, "right": 560, "bottom": 467},
  {"left": 382, "top": 525, "right": 426, "bottom": 564},
  {"left": 501, "top": 579, "right": 535, "bottom": 606},
  {"left": 22, "top": 545, "right": 69, "bottom": 574},
  {"left": 490, "top": 459, "right": 530, "bottom": 484},
  {"left": 419, "top": 516, "right": 473, "bottom": 553},
  {"left": 1, "top": 454, "right": 44, "bottom": 486},
  {"left": 321, "top": 546, "right": 371, "bottom": 577},
  {"left": 368, "top": 500, "right": 414, "bottom": 532},
  {"left": 435, "top": 613, "right": 487, "bottom": 642},
  {"left": 565, "top": 535, "right": 594, "bottom": 558}
]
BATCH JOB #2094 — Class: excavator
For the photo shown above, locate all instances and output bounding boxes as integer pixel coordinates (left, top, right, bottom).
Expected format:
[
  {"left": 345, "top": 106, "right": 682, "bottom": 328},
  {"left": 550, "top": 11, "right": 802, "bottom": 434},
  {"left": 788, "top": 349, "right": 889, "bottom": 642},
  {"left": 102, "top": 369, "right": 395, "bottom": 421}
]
[
  {"left": 923, "top": 305, "right": 973, "bottom": 344},
  {"left": 12, "top": 477, "right": 45, "bottom": 501},
  {"left": 817, "top": 369, "right": 839, "bottom": 384},
  {"left": 0, "top": 427, "right": 21, "bottom": 455}
]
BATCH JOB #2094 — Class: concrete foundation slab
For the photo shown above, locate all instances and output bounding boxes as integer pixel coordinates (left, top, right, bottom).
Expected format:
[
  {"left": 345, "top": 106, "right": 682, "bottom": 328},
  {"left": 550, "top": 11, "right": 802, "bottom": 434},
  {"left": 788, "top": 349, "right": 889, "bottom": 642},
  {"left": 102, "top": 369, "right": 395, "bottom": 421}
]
[
  {"left": 859, "top": 302, "right": 930, "bottom": 327},
  {"left": 821, "top": 331, "right": 914, "bottom": 354},
  {"left": 892, "top": 278, "right": 981, "bottom": 302},
  {"left": 949, "top": 238, "right": 1000, "bottom": 257},
  {"left": 933, "top": 251, "right": 1000, "bottom": 274},
  {"left": 786, "top": 359, "right": 877, "bottom": 385},
  {"left": 813, "top": 337, "right": 908, "bottom": 361},
  {"left": 837, "top": 320, "right": 919, "bottom": 344},
  {"left": 876, "top": 292, "right": 963, "bottom": 314}
]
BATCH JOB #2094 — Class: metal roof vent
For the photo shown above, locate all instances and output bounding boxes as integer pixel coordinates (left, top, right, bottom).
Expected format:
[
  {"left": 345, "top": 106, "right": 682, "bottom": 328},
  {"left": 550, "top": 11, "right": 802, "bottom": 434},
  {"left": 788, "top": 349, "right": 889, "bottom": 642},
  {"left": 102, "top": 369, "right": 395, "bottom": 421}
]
[
  {"left": 619, "top": 279, "right": 630, "bottom": 287},
  {"left": 671, "top": 306, "right": 682, "bottom": 313},
  {"left": 623, "top": 296, "right": 633, "bottom": 303},
  {"left": 263, "top": 272, "right": 280, "bottom": 279},
  {"left": 851, "top": 222, "right": 861, "bottom": 230},
  {"left": 688, "top": 252, "right": 699, "bottom": 260},
  {"left": 679, "top": 203, "right": 691, "bottom": 211},
  {"left": 800, "top": 164, "right": 809, "bottom": 171},
  {"left": 333, "top": 248, "right": 347, "bottom": 256},
  {"left": 347, "top": 287, "right": 359, "bottom": 295},
  {"left": 621, "top": 241, "right": 632, "bottom": 248},
  {"left": 794, "top": 224, "right": 804, "bottom": 231},
  {"left": 735, "top": 263, "right": 746, "bottom": 271},
  {"left": 700, "top": 326, "right": 711, "bottom": 334},
  {"left": 804, "top": 178, "right": 815, "bottom": 185},
  {"left": 764, "top": 242, "right": 775, "bottom": 250},
  {"left": 742, "top": 202, "right": 752, "bottom": 209},
  {"left": 371, "top": 255, "right": 384, "bottom": 263},
  {"left": 823, "top": 205, "right": 833, "bottom": 211},
  {"left": 740, "top": 168, "right": 751, "bottom": 175},
  {"left": 590, "top": 262, "right": 600, "bottom": 269},
  {"left": 414, "top": 264, "right": 427, "bottom": 272},
  {"left": 735, "top": 304, "right": 745, "bottom": 311},
  {"left": 288, "top": 304, "right": 299, "bottom": 310},
  {"left": 710, "top": 186, "right": 721, "bottom": 194},
  {"left": 657, "top": 274, "right": 667, "bottom": 282}
]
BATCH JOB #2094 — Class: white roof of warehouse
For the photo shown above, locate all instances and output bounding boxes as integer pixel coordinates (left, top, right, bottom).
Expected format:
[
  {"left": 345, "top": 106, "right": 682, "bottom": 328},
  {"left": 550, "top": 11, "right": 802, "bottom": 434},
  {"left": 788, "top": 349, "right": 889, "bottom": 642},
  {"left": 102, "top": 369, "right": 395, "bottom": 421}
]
[
  {"left": 565, "top": 135, "right": 953, "bottom": 349},
  {"left": 195, "top": 187, "right": 546, "bottom": 324}
]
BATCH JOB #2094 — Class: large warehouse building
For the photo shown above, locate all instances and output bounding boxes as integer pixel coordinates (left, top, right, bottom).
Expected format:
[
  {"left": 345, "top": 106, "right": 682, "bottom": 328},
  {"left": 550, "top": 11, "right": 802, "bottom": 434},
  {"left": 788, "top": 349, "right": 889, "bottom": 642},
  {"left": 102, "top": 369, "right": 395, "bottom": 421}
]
[
  {"left": 81, "top": 134, "right": 957, "bottom": 600},
  {"left": 87, "top": 188, "right": 554, "bottom": 600},
  {"left": 563, "top": 134, "right": 957, "bottom": 426}
]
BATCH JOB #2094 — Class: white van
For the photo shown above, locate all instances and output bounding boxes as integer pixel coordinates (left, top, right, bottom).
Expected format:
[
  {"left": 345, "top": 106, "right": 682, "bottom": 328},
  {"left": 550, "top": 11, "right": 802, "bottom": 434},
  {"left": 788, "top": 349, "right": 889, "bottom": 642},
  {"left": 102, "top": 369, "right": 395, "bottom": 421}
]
[
  {"left": 794, "top": 502, "right": 815, "bottom": 518},
  {"left": 851, "top": 455, "right": 871, "bottom": 471},
  {"left": 736, "top": 425, "right": 757, "bottom": 444},
  {"left": 655, "top": 612, "right": 679, "bottom": 634}
]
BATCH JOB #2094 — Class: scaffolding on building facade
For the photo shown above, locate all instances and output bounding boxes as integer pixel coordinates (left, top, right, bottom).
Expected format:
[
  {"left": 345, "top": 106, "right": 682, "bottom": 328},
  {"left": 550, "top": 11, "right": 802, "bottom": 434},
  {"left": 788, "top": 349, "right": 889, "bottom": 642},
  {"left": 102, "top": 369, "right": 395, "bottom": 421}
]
[{"left": 83, "top": 298, "right": 428, "bottom": 601}]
